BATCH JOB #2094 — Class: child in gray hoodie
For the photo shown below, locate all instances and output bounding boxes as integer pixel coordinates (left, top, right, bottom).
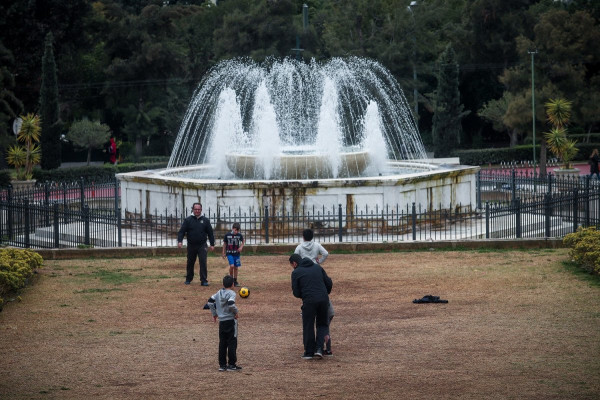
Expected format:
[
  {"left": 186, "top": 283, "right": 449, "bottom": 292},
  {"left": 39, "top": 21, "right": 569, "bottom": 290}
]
[
  {"left": 207, "top": 275, "right": 241, "bottom": 371},
  {"left": 294, "top": 228, "right": 329, "bottom": 264}
]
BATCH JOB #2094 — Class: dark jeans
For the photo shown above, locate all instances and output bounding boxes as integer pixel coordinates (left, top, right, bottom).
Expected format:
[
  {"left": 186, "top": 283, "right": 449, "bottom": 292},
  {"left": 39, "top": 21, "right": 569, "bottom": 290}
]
[
  {"left": 186, "top": 243, "right": 208, "bottom": 283},
  {"left": 301, "top": 299, "right": 329, "bottom": 355},
  {"left": 219, "top": 319, "right": 238, "bottom": 366}
]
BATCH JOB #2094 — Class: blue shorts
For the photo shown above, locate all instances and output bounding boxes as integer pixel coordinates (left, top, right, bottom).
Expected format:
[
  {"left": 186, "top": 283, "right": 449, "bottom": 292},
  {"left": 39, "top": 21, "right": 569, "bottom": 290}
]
[{"left": 226, "top": 254, "right": 241, "bottom": 268}]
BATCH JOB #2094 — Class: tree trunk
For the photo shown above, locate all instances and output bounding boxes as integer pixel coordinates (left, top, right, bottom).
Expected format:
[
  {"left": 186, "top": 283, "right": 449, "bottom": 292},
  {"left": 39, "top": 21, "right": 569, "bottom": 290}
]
[
  {"left": 136, "top": 137, "right": 143, "bottom": 157},
  {"left": 508, "top": 129, "right": 518, "bottom": 148},
  {"left": 87, "top": 147, "right": 92, "bottom": 166},
  {"left": 539, "top": 141, "right": 547, "bottom": 176}
]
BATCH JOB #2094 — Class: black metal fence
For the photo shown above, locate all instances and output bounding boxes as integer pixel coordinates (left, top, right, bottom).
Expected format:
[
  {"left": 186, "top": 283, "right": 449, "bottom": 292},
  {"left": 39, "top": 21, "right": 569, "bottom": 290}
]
[{"left": 1, "top": 171, "right": 599, "bottom": 249}]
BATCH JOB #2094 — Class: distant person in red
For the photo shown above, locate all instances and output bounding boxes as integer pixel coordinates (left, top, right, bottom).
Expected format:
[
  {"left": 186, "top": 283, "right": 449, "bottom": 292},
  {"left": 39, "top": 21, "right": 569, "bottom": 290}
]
[
  {"left": 589, "top": 148, "right": 599, "bottom": 179},
  {"left": 108, "top": 137, "right": 117, "bottom": 165}
]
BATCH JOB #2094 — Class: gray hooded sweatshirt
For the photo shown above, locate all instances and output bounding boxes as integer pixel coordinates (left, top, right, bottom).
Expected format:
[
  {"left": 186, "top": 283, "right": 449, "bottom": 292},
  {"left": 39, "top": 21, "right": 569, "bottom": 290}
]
[
  {"left": 207, "top": 288, "right": 238, "bottom": 321},
  {"left": 294, "top": 241, "right": 329, "bottom": 264}
]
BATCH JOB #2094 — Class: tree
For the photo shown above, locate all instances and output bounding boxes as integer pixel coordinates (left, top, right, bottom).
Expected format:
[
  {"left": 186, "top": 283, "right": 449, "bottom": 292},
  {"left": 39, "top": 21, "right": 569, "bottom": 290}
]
[
  {"left": 431, "top": 44, "right": 469, "bottom": 157},
  {"left": 0, "top": 41, "right": 23, "bottom": 168},
  {"left": 544, "top": 98, "right": 577, "bottom": 169},
  {"left": 100, "top": 3, "right": 205, "bottom": 159},
  {"left": 6, "top": 113, "right": 42, "bottom": 180},
  {"left": 66, "top": 118, "right": 111, "bottom": 165},
  {"left": 478, "top": 93, "right": 518, "bottom": 147},
  {"left": 39, "top": 32, "right": 62, "bottom": 170}
]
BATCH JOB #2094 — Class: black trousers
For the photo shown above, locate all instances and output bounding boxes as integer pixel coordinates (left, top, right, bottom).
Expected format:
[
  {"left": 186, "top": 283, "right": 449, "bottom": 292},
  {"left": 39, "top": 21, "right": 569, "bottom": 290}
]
[
  {"left": 186, "top": 243, "right": 208, "bottom": 283},
  {"left": 219, "top": 319, "right": 238, "bottom": 366},
  {"left": 301, "top": 299, "right": 329, "bottom": 355}
]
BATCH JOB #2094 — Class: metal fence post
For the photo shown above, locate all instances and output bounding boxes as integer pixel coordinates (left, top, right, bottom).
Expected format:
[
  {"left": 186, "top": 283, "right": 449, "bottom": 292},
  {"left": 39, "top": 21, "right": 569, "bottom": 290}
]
[
  {"left": 7, "top": 186, "right": 13, "bottom": 239},
  {"left": 53, "top": 202, "right": 60, "bottom": 248},
  {"left": 476, "top": 170, "right": 481, "bottom": 209},
  {"left": 544, "top": 193, "right": 551, "bottom": 237},
  {"left": 117, "top": 207, "right": 122, "bottom": 247},
  {"left": 24, "top": 198, "right": 30, "bottom": 248},
  {"left": 511, "top": 169, "right": 517, "bottom": 202},
  {"left": 84, "top": 204, "right": 90, "bottom": 245},
  {"left": 264, "top": 205, "right": 269, "bottom": 244},
  {"left": 584, "top": 176, "right": 590, "bottom": 227},
  {"left": 114, "top": 177, "right": 120, "bottom": 218},
  {"left": 79, "top": 177, "right": 85, "bottom": 212},
  {"left": 485, "top": 201, "right": 490, "bottom": 239},
  {"left": 411, "top": 202, "right": 416, "bottom": 241},
  {"left": 572, "top": 188, "right": 579, "bottom": 233},
  {"left": 44, "top": 182, "right": 50, "bottom": 227},
  {"left": 338, "top": 203, "right": 343, "bottom": 242},
  {"left": 63, "top": 183, "right": 69, "bottom": 224},
  {"left": 547, "top": 173, "right": 553, "bottom": 194},
  {"left": 515, "top": 197, "right": 521, "bottom": 238}
]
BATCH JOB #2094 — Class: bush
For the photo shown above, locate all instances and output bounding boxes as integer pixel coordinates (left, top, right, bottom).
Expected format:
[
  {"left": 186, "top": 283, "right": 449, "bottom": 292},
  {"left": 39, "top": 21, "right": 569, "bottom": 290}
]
[
  {"left": 31, "top": 162, "right": 168, "bottom": 183},
  {"left": 563, "top": 227, "right": 600, "bottom": 275},
  {"left": 453, "top": 143, "right": 600, "bottom": 166},
  {"left": 0, "top": 249, "right": 43, "bottom": 310}
]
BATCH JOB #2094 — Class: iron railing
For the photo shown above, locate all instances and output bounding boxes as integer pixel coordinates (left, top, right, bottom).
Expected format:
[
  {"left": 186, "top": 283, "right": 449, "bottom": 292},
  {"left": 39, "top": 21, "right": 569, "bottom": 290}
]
[{"left": 1, "top": 171, "right": 599, "bottom": 249}]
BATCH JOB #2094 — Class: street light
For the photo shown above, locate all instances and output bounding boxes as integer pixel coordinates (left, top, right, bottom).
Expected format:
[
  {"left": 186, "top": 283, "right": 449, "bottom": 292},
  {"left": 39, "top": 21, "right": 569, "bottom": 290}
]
[
  {"left": 407, "top": 1, "right": 418, "bottom": 118},
  {"left": 528, "top": 49, "right": 538, "bottom": 165}
]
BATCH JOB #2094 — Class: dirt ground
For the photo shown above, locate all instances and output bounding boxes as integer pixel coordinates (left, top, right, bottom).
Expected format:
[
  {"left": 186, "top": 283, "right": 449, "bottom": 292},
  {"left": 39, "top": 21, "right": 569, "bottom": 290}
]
[{"left": 1, "top": 249, "right": 599, "bottom": 400}]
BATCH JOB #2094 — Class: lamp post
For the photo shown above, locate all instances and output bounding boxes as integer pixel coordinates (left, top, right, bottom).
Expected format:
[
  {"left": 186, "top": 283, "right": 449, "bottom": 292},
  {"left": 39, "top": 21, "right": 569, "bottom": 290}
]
[
  {"left": 528, "top": 49, "right": 538, "bottom": 166},
  {"left": 408, "top": 1, "right": 418, "bottom": 118},
  {"left": 292, "top": 4, "right": 309, "bottom": 61}
]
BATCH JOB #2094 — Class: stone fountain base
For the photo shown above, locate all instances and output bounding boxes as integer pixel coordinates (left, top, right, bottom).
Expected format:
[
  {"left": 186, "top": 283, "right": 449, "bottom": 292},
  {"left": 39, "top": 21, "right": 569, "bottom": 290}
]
[{"left": 117, "top": 161, "right": 479, "bottom": 218}]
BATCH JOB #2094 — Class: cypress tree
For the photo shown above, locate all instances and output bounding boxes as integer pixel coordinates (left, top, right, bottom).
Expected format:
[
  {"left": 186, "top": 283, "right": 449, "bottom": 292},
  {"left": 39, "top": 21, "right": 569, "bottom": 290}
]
[
  {"left": 39, "top": 32, "right": 61, "bottom": 169},
  {"left": 431, "top": 44, "right": 469, "bottom": 158}
]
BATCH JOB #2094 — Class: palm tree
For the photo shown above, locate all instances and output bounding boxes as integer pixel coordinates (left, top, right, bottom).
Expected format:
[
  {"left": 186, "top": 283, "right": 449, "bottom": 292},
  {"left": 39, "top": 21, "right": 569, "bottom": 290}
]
[
  {"left": 6, "top": 113, "right": 42, "bottom": 180},
  {"left": 544, "top": 98, "right": 577, "bottom": 169}
]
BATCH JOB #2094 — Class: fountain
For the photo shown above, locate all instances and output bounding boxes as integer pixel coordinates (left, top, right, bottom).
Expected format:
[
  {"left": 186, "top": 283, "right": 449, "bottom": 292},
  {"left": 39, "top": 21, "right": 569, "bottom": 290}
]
[{"left": 118, "top": 57, "right": 478, "bottom": 219}]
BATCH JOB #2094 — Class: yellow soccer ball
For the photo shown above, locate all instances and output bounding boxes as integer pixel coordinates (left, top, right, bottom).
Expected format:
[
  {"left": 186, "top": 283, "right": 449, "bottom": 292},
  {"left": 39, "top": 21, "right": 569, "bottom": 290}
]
[{"left": 239, "top": 287, "right": 250, "bottom": 298}]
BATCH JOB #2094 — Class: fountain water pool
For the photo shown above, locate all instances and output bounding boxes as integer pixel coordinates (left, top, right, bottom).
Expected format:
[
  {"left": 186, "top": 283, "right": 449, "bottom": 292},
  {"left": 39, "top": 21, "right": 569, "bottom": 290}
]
[{"left": 118, "top": 57, "right": 478, "bottom": 219}]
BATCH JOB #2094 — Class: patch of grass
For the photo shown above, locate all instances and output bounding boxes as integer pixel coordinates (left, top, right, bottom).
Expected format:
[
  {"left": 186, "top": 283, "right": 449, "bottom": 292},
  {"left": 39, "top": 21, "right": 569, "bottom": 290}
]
[
  {"left": 562, "top": 260, "right": 600, "bottom": 288},
  {"left": 92, "top": 269, "right": 140, "bottom": 285},
  {"left": 74, "top": 288, "right": 127, "bottom": 294}
]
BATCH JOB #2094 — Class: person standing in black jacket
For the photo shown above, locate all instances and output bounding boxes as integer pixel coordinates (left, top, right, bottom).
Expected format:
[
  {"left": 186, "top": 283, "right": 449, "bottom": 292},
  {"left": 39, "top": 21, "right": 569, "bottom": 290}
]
[
  {"left": 178, "top": 203, "right": 215, "bottom": 286},
  {"left": 289, "top": 253, "right": 333, "bottom": 359}
]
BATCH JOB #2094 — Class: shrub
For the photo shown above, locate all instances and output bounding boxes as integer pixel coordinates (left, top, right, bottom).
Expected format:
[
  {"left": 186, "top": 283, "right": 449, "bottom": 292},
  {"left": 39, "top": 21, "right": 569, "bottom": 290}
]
[
  {"left": 563, "top": 227, "right": 600, "bottom": 275},
  {"left": 31, "top": 162, "right": 168, "bottom": 183},
  {"left": 0, "top": 249, "right": 43, "bottom": 310},
  {"left": 453, "top": 143, "right": 600, "bottom": 166}
]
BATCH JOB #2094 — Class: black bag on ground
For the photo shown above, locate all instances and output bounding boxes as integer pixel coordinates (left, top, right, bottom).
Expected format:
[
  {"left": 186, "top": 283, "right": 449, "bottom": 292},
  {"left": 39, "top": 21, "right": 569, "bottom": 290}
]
[{"left": 413, "top": 294, "right": 448, "bottom": 303}]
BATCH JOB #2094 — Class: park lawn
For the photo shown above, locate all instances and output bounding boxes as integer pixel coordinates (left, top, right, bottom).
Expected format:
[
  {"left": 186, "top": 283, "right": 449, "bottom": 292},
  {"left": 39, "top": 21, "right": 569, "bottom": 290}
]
[{"left": 0, "top": 248, "right": 599, "bottom": 399}]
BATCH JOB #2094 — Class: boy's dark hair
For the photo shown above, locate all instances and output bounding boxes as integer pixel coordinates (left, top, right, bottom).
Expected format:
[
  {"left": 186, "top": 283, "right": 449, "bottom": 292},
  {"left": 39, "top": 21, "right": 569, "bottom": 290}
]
[
  {"left": 232, "top": 222, "right": 241, "bottom": 230},
  {"left": 289, "top": 253, "right": 302, "bottom": 265},
  {"left": 302, "top": 228, "right": 314, "bottom": 241},
  {"left": 223, "top": 275, "right": 234, "bottom": 288}
]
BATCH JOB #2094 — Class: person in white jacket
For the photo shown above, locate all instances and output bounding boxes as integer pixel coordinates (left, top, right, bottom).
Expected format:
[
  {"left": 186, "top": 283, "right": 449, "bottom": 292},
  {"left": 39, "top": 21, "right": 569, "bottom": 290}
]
[{"left": 294, "top": 229, "right": 329, "bottom": 264}]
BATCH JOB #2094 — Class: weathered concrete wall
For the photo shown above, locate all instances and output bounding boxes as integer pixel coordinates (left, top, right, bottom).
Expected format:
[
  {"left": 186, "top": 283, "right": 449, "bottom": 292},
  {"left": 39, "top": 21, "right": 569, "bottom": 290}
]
[{"left": 117, "top": 164, "right": 480, "bottom": 217}]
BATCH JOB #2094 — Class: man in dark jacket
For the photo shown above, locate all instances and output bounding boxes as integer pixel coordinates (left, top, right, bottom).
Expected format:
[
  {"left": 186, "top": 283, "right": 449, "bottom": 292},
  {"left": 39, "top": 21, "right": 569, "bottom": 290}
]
[
  {"left": 178, "top": 202, "right": 215, "bottom": 285},
  {"left": 289, "top": 253, "right": 333, "bottom": 359}
]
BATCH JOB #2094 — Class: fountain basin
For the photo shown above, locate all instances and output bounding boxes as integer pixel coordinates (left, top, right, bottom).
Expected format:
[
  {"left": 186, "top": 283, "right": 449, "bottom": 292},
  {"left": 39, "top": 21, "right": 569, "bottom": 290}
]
[
  {"left": 225, "top": 151, "right": 371, "bottom": 179},
  {"left": 117, "top": 161, "right": 479, "bottom": 218}
]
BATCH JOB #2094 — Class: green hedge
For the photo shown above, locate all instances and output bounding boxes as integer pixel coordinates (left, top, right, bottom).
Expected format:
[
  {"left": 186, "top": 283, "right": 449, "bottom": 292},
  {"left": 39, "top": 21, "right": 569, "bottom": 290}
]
[
  {"left": 0, "top": 249, "right": 43, "bottom": 310},
  {"left": 563, "top": 227, "right": 600, "bottom": 275},
  {"left": 31, "top": 162, "right": 168, "bottom": 183},
  {"left": 453, "top": 143, "right": 600, "bottom": 166}
]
